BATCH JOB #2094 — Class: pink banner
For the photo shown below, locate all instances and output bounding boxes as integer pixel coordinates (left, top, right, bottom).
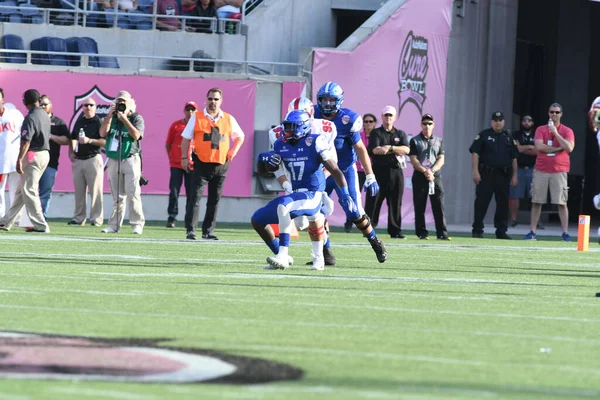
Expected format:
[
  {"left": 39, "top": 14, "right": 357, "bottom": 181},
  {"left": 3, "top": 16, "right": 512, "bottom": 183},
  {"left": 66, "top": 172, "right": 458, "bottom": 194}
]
[
  {"left": 281, "top": 81, "right": 306, "bottom": 120},
  {"left": 312, "top": 0, "right": 453, "bottom": 227},
  {"left": 0, "top": 71, "right": 256, "bottom": 197}
]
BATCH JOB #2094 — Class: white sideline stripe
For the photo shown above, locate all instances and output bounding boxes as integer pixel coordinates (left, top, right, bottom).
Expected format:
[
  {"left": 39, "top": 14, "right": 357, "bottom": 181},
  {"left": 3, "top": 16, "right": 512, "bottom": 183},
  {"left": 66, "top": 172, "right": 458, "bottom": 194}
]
[
  {"left": 0, "top": 393, "right": 31, "bottom": 400},
  {"left": 1, "top": 302, "right": 599, "bottom": 329},
  {"left": 88, "top": 271, "right": 568, "bottom": 287},
  {"left": 190, "top": 341, "right": 600, "bottom": 376},
  {"left": 2, "top": 234, "right": 598, "bottom": 253},
  {"left": 0, "top": 269, "right": 571, "bottom": 288},
  {"left": 51, "top": 388, "right": 154, "bottom": 400}
]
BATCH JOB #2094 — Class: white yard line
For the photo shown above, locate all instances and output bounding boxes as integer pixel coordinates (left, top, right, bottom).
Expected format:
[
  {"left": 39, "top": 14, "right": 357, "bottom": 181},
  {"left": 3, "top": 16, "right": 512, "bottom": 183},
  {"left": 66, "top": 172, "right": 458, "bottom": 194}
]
[
  {"left": 51, "top": 387, "right": 155, "bottom": 400},
  {"left": 0, "top": 393, "right": 31, "bottom": 400}
]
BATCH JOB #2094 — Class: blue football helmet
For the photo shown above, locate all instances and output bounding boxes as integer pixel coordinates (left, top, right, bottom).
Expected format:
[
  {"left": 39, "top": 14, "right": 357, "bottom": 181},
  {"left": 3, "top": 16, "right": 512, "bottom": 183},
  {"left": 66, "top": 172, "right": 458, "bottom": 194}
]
[
  {"left": 282, "top": 110, "right": 311, "bottom": 144},
  {"left": 316, "top": 81, "right": 344, "bottom": 116}
]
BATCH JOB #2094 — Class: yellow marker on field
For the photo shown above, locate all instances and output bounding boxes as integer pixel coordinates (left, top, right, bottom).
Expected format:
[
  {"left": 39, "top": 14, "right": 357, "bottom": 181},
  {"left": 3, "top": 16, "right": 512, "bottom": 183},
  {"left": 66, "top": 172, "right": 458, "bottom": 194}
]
[{"left": 577, "top": 215, "right": 590, "bottom": 252}]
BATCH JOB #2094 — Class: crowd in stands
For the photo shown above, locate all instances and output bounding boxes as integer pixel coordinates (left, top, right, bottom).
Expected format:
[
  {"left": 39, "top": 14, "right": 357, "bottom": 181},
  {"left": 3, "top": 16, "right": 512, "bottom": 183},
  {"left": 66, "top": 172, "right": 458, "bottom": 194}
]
[{"left": 0, "top": 0, "right": 246, "bottom": 33}]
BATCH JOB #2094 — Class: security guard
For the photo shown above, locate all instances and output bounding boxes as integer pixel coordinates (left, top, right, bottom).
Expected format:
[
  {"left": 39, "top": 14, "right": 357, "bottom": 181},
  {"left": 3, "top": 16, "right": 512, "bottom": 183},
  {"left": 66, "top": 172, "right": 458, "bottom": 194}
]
[{"left": 469, "top": 111, "right": 518, "bottom": 239}]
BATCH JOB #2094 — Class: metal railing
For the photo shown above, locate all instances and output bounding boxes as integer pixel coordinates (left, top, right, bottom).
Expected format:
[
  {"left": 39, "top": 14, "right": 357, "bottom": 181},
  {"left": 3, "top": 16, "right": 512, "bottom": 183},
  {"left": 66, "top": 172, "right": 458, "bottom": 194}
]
[
  {"left": 0, "top": 2, "right": 243, "bottom": 33},
  {"left": 0, "top": 48, "right": 304, "bottom": 76}
]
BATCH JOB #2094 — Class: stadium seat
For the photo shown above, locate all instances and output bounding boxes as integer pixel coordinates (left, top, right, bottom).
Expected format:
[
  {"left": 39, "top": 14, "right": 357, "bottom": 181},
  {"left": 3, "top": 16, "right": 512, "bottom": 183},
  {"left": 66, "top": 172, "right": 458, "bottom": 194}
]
[
  {"left": 0, "top": 1, "right": 18, "bottom": 22},
  {"left": 104, "top": 8, "right": 130, "bottom": 28},
  {"left": 18, "top": 3, "right": 43, "bottom": 23},
  {"left": 127, "top": 9, "right": 151, "bottom": 30},
  {"left": 1, "top": 33, "right": 26, "bottom": 63},
  {"left": 96, "top": 55, "right": 119, "bottom": 68},
  {"left": 31, "top": 36, "right": 69, "bottom": 66},
  {"left": 136, "top": 0, "right": 152, "bottom": 13},
  {"left": 8, "top": 12, "right": 21, "bottom": 22},
  {"left": 66, "top": 36, "right": 99, "bottom": 67}
]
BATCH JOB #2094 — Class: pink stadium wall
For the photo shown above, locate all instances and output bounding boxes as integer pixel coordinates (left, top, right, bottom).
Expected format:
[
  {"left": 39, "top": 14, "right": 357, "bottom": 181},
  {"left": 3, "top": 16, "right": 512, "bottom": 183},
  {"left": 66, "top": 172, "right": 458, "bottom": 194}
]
[
  {"left": 311, "top": 0, "right": 453, "bottom": 226},
  {"left": 0, "top": 71, "right": 256, "bottom": 197}
]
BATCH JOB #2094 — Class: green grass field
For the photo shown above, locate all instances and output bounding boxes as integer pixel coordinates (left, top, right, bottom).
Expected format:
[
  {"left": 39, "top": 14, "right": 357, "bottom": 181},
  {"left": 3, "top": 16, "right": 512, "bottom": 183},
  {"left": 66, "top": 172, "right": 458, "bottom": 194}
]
[{"left": 0, "top": 221, "right": 599, "bottom": 399}]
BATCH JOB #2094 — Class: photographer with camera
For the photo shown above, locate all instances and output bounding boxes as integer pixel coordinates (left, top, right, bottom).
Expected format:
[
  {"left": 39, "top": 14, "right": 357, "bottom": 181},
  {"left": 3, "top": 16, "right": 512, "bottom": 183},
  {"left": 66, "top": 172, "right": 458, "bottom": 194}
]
[{"left": 99, "top": 90, "right": 145, "bottom": 235}]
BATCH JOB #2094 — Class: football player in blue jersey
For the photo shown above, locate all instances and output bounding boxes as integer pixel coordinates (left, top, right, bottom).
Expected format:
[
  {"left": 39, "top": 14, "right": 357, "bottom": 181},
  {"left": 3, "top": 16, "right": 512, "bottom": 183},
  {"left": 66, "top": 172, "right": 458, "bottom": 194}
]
[
  {"left": 313, "top": 81, "right": 387, "bottom": 263},
  {"left": 252, "top": 110, "right": 387, "bottom": 270}
]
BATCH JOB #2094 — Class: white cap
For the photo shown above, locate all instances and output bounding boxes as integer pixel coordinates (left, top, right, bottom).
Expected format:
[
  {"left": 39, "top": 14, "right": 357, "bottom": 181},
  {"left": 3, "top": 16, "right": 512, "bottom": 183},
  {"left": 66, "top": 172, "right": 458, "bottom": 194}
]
[{"left": 382, "top": 105, "right": 396, "bottom": 116}]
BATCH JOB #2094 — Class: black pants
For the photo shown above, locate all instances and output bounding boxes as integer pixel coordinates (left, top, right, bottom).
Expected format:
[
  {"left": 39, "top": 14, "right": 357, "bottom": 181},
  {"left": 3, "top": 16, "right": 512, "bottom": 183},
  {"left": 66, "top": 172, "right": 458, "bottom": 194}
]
[
  {"left": 412, "top": 174, "right": 448, "bottom": 238},
  {"left": 472, "top": 169, "right": 510, "bottom": 235},
  {"left": 184, "top": 155, "right": 229, "bottom": 235},
  {"left": 168, "top": 167, "right": 192, "bottom": 221},
  {"left": 367, "top": 165, "right": 404, "bottom": 236}
]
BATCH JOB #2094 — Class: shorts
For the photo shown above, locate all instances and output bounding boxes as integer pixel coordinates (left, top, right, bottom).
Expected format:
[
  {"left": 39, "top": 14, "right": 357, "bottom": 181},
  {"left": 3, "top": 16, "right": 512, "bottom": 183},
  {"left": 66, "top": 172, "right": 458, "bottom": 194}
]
[
  {"left": 509, "top": 167, "right": 533, "bottom": 199},
  {"left": 531, "top": 170, "right": 568, "bottom": 205}
]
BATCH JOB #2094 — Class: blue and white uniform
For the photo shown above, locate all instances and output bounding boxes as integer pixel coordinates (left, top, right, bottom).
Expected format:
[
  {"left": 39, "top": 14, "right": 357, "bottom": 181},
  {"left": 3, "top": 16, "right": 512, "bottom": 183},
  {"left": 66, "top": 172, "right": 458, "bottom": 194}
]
[
  {"left": 252, "top": 133, "right": 334, "bottom": 226},
  {"left": 314, "top": 107, "right": 364, "bottom": 216}
]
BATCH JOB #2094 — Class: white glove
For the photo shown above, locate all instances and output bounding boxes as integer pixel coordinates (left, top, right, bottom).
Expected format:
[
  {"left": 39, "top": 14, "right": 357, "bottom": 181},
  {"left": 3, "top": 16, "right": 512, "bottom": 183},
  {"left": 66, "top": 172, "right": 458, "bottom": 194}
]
[{"left": 282, "top": 181, "right": 293, "bottom": 195}]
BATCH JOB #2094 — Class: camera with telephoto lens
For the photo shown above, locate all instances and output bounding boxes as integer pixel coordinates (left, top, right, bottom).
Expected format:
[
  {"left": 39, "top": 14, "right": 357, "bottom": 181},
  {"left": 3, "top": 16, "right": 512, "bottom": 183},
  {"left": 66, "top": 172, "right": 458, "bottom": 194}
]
[{"left": 114, "top": 102, "right": 127, "bottom": 115}]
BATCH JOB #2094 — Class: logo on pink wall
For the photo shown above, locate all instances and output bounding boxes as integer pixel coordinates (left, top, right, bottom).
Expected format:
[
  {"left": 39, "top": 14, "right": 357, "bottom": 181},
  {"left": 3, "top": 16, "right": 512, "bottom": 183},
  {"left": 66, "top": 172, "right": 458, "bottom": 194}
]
[
  {"left": 398, "top": 30, "right": 429, "bottom": 115},
  {"left": 68, "top": 85, "right": 116, "bottom": 131}
]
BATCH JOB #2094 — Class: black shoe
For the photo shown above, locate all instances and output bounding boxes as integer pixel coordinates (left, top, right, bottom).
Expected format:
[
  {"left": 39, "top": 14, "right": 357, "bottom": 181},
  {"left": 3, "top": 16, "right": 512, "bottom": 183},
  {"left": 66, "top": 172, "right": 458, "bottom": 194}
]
[
  {"left": 437, "top": 235, "right": 452, "bottom": 241},
  {"left": 510, "top": 220, "right": 518, "bottom": 228},
  {"left": 390, "top": 233, "right": 406, "bottom": 239},
  {"left": 472, "top": 232, "right": 483, "bottom": 238},
  {"left": 323, "top": 247, "right": 336, "bottom": 266},
  {"left": 343, "top": 221, "right": 352, "bottom": 233},
  {"left": 166, "top": 220, "right": 176, "bottom": 228},
  {"left": 496, "top": 232, "right": 512, "bottom": 240},
  {"left": 186, "top": 231, "right": 197, "bottom": 240},
  {"left": 67, "top": 220, "right": 83, "bottom": 226},
  {"left": 202, "top": 233, "right": 219, "bottom": 240},
  {"left": 25, "top": 227, "right": 49, "bottom": 233},
  {"left": 369, "top": 236, "right": 387, "bottom": 263},
  {"left": 418, "top": 235, "right": 429, "bottom": 240}
]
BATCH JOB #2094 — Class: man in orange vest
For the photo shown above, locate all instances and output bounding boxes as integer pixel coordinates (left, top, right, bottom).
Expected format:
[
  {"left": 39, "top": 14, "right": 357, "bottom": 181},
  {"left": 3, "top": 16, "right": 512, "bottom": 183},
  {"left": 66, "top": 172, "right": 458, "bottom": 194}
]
[{"left": 181, "top": 88, "right": 245, "bottom": 240}]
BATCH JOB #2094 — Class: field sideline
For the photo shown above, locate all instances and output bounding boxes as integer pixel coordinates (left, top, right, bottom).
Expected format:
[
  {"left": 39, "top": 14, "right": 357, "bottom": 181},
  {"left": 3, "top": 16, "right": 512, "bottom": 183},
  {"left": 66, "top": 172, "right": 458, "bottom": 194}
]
[{"left": 0, "top": 221, "right": 599, "bottom": 400}]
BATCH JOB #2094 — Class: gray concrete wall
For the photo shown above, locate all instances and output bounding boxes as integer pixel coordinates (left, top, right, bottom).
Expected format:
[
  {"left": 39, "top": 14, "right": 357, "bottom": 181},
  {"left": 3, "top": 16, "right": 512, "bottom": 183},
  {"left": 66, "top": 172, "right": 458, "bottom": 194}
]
[
  {"left": 244, "top": 0, "right": 336, "bottom": 64},
  {"left": 443, "top": 0, "right": 519, "bottom": 226},
  {"left": 0, "top": 23, "right": 245, "bottom": 70}
]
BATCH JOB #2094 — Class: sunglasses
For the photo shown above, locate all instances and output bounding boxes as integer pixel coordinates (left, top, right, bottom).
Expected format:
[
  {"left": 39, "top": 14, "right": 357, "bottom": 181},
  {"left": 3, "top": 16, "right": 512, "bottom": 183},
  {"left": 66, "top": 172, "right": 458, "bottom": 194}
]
[
  {"left": 364, "top": 120, "right": 375, "bottom": 123},
  {"left": 207, "top": 97, "right": 221, "bottom": 101},
  {"left": 41, "top": 103, "right": 50, "bottom": 107},
  {"left": 83, "top": 103, "right": 95, "bottom": 107},
  {"left": 422, "top": 122, "right": 433, "bottom": 126},
  {"left": 383, "top": 113, "right": 394, "bottom": 117},
  {"left": 185, "top": 107, "right": 196, "bottom": 111},
  {"left": 549, "top": 111, "right": 561, "bottom": 114}
]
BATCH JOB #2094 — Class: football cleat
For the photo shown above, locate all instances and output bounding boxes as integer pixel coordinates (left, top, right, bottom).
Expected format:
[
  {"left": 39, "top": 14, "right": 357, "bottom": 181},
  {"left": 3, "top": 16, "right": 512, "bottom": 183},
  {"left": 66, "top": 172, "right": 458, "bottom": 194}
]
[
  {"left": 369, "top": 236, "right": 387, "bottom": 263},
  {"left": 266, "top": 254, "right": 290, "bottom": 270},
  {"left": 311, "top": 255, "right": 325, "bottom": 271}
]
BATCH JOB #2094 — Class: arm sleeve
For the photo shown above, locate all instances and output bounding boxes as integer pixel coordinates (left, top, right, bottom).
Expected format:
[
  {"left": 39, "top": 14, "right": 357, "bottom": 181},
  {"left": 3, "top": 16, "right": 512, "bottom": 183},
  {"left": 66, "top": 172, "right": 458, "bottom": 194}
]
[
  {"left": 181, "top": 113, "right": 196, "bottom": 140},
  {"left": 229, "top": 114, "right": 245, "bottom": 141},
  {"left": 398, "top": 131, "right": 410, "bottom": 147},
  {"left": 133, "top": 114, "right": 145, "bottom": 137},
  {"left": 408, "top": 138, "right": 418, "bottom": 156},
  {"left": 165, "top": 122, "right": 177, "bottom": 145},
  {"left": 469, "top": 134, "right": 482, "bottom": 154},
  {"left": 20, "top": 116, "right": 34, "bottom": 142},
  {"left": 368, "top": 129, "right": 381, "bottom": 150}
]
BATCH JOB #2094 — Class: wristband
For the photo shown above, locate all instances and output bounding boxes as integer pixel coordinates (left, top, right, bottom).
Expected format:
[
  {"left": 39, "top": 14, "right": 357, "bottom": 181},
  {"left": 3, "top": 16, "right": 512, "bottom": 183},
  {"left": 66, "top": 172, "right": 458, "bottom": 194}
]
[
  {"left": 87, "top": 138, "right": 92, "bottom": 144},
  {"left": 340, "top": 186, "right": 350, "bottom": 196}
]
